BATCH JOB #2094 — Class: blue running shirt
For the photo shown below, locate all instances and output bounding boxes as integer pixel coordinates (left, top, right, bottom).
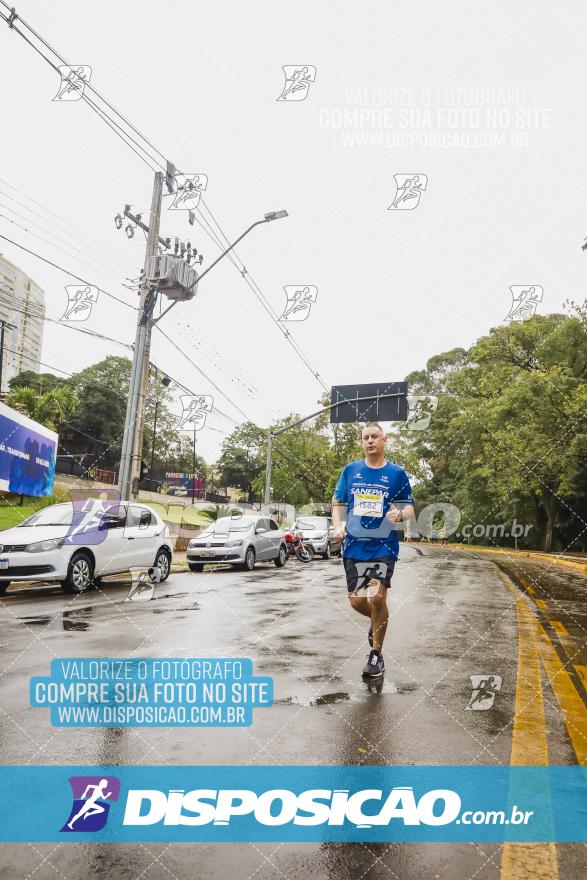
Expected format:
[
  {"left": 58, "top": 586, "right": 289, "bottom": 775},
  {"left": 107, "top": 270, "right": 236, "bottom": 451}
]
[{"left": 334, "top": 459, "right": 414, "bottom": 560}]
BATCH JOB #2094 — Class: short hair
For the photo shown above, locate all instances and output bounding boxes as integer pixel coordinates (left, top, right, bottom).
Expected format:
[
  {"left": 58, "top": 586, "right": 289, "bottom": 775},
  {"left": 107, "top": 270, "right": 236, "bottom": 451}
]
[{"left": 360, "top": 421, "right": 384, "bottom": 437}]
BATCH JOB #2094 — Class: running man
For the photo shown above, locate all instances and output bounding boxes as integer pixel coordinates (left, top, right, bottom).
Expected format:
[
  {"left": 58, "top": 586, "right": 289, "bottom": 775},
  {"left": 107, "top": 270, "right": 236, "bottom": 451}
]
[
  {"left": 332, "top": 422, "right": 415, "bottom": 677},
  {"left": 67, "top": 779, "right": 112, "bottom": 829}
]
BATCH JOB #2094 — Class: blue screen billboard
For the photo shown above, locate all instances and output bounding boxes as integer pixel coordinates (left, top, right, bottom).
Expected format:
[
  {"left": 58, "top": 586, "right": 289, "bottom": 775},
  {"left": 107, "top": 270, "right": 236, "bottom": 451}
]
[{"left": 0, "top": 401, "right": 58, "bottom": 497}]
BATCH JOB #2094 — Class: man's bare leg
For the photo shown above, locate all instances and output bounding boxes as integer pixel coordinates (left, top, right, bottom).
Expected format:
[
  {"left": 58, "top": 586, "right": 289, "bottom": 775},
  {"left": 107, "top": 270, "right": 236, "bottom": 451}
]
[
  {"left": 349, "top": 579, "right": 389, "bottom": 650},
  {"left": 369, "top": 582, "right": 389, "bottom": 651}
]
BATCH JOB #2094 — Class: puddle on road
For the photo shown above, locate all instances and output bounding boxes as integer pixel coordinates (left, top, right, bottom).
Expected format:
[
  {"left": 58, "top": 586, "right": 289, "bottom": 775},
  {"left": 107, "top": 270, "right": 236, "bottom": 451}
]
[
  {"left": 16, "top": 614, "right": 52, "bottom": 626},
  {"left": 275, "top": 678, "right": 400, "bottom": 707},
  {"left": 17, "top": 606, "right": 93, "bottom": 631}
]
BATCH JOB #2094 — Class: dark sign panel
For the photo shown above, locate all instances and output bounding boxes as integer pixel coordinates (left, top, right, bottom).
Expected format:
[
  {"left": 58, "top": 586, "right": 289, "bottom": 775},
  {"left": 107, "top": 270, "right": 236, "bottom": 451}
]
[{"left": 329, "top": 383, "right": 408, "bottom": 424}]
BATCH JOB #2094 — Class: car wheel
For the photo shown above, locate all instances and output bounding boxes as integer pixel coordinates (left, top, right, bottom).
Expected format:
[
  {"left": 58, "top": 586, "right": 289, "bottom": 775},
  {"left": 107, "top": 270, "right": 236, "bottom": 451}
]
[
  {"left": 61, "top": 552, "right": 94, "bottom": 594},
  {"left": 274, "top": 545, "right": 287, "bottom": 567},
  {"left": 322, "top": 544, "right": 331, "bottom": 560},
  {"left": 241, "top": 547, "right": 256, "bottom": 571},
  {"left": 0, "top": 581, "right": 10, "bottom": 595},
  {"left": 189, "top": 563, "right": 203, "bottom": 572},
  {"left": 154, "top": 548, "right": 171, "bottom": 581}
]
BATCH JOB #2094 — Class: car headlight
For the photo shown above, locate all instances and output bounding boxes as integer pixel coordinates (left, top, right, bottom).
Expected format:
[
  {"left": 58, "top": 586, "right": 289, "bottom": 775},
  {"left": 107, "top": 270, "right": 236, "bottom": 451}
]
[
  {"left": 313, "top": 532, "right": 326, "bottom": 539},
  {"left": 226, "top": 540, "right": 243, "bottom": 547},
  {"left": 25, "top": 538, "right": 63, "bottom": 553}
]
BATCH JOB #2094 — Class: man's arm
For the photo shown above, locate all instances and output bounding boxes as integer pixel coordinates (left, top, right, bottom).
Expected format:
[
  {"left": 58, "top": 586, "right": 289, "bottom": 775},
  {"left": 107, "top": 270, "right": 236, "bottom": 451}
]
[{"left": 331, "top": 497, "right": 347, "bottom": 542}]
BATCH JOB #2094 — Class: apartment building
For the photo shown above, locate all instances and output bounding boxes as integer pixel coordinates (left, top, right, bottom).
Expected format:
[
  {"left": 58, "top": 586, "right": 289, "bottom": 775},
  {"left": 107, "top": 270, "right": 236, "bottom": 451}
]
[{"left": 0, "top": 254, "right": 45, "bottom": 392}]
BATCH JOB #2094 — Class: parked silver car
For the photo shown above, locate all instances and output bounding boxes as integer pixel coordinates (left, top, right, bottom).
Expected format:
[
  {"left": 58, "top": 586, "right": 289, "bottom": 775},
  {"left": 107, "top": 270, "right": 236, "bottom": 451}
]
[
  {"left": 290, "top": 516, "right": 340, "bottom": 559},
  {"left": 187, "top": 515, "right": 288, "bottom": 572}
]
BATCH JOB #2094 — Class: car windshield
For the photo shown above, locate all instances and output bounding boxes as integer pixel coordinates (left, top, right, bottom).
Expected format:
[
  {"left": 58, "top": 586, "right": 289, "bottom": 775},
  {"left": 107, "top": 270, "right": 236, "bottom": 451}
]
[
  {"left": 295, "top": 517, "right": 328, "bottom": 530},
  {"left": 17, "top": 504, "right": 73, "bottom": 527},
  {"left": 212, "top": 516, "right": 256, "bottom": 533}
]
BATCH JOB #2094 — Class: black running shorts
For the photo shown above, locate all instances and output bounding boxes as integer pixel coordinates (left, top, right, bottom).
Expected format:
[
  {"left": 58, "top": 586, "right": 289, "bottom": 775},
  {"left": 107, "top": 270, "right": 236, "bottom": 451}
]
[{"left": 343, "top": 557, "right": 396, "bottom": 593}]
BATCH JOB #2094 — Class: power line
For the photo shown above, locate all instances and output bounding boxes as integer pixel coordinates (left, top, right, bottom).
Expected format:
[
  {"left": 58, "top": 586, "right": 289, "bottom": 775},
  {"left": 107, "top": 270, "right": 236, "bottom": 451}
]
[
  {"left": 153, "top": 323, "right": 250, "bottom": 424},
  {"left": 195, "top": 200, "right": 329, "bottom": 392},
  {"left": 0, "top": 232, "right": 137, "bottom": 310},
  {"left": 0, "top": 190, "right": 136, "bottom": 279},
  {"left": 0, "top": 3, "right": 329, "bottom": 398},
  {"left": 0, "top": 177, "right": 136, "bottom": 274},
  {"left": 0, "top": 293, "right": 133, "bottom": 350},
  {"left": 0, "top": 206, "right": 138, "bottom": 289}
]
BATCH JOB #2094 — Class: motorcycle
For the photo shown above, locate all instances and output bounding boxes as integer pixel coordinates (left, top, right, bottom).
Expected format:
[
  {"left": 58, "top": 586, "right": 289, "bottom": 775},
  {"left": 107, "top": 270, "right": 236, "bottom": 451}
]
[{"left": 284, "top": 527, "right": 315, "bottom": 562}]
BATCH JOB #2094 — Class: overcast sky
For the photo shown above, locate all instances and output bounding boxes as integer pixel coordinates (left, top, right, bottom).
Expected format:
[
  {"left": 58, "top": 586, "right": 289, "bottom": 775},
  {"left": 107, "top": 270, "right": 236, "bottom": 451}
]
[{"left": 0, "top": 0, "right": 585, "bottom": 462}]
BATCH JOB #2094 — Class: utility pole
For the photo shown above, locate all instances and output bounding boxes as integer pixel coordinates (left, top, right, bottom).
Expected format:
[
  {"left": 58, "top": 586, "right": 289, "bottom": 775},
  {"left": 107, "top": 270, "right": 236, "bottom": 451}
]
[
  {"left": 118, "top": 171, "right": 163, "bottom": 500},
  {"left": 264, "top": 429, "right": 273, "bottom": 505}
]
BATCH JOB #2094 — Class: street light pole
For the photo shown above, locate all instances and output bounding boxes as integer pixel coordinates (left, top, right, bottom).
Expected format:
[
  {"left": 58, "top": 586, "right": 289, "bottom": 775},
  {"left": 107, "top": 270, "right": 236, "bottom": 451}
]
[
  {"left": 153, "top": 211, "right": 288, "bottom": 327},
  {"left": 119, "top": 207, "right": 288, "bottom": 501},
  {"left": 192, "top": 424, "right": 196, "bottom": 506},
  {"left": 150, "top": 399, "right": 158, "bottom": 492},
  {"left": 264, "top": 429, "right": 273, "bottom": 505}
]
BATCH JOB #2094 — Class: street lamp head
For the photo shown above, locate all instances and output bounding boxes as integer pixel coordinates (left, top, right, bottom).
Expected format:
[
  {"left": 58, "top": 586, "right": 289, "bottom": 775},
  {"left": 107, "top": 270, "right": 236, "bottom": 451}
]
[{"left": 264, "top": 210, "right": 288, "bottom": 222}]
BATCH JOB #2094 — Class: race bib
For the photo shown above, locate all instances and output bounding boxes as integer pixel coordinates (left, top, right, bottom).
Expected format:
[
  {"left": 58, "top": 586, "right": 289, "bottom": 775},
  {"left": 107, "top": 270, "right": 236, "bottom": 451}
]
[{"left": 353, "top": 490, "right": 384, "bottom": 518}]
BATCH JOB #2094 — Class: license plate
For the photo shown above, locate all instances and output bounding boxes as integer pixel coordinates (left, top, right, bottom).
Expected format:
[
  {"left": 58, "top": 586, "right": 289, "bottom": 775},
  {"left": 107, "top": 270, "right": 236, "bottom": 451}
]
[
  {"left": 198, "top": 550, "right": 215, "bottom": 558},
  {"left": 0, "top": 559, "right": 9, "bottom": 570}
]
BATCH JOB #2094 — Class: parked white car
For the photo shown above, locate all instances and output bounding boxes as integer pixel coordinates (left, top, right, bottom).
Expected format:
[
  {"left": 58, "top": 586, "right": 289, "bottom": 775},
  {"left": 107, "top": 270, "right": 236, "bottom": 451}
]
[
  {"left": 187, "top": 515, "right": 287, "bottom": 571},
  {"left": 0, "top": 502, "right": 173, "bottom": 594}
]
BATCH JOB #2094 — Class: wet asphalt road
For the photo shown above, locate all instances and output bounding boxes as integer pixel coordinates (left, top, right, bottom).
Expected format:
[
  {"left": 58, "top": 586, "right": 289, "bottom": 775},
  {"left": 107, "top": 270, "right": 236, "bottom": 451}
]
[{"left": 0, "top": 544, "right": 585, "bottom": 879}]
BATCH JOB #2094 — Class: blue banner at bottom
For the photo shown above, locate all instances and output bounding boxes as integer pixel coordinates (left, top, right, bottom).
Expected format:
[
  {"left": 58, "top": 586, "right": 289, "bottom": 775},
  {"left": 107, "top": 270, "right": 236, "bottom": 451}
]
[{"left": 0, "top": 766, "right": 585, "bottom": 842}]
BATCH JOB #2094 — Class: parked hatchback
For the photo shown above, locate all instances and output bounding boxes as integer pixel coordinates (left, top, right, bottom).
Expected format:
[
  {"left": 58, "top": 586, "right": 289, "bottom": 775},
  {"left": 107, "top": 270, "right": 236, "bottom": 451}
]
[
  {"left": 187, "top": 515, "right": 287, "bottom": 571},
  {"left": 0, "top": 502, "right": 173, "bottom": 594},
  {"left": 290, "top": 516, "right": 340, "bottom": 559}
]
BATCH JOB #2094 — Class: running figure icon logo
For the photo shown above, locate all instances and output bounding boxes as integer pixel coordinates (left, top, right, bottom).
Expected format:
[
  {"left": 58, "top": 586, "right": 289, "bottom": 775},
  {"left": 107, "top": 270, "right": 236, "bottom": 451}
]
[
  {"left": 505, "top": 285, "right": 543, "bottom": 321},
  {"left": 387, "top": 174, "right": 428, "bottom": 210},
  {"left": 465, "top": 674, "right": 502, "bottom": 711},
  {"left": 60, "top": 285, "right": 99, "bottom": 322},
  {"left": 279, "top": 285, "right": 318, "bottom": 322},
  {"left": 277, "top": 66, "right": 316, "bottom": 101},
  {"left": 53, "top": 65, "right": 92, "bottom": 101},
  {"left": 60, "top": 776, "right": 120, "bottom": 832},
  {"left": 352, "top": 561, "right": 389, "bottom": 598},
  {"left": 177, "top": 395, "right": 214, "bottom": 431}
]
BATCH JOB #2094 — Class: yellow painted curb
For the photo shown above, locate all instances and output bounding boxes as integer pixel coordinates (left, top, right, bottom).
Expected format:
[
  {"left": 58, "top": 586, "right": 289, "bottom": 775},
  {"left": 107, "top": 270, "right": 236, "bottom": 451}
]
[{"left": 446, "top": 543, "right": 587, "bottom": 575}]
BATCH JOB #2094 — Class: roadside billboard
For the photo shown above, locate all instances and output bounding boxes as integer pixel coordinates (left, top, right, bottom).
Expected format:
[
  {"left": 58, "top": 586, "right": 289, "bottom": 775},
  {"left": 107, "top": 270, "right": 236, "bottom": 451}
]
[{"left": 0, "top": 401, "right": 58, "bottom": 497}]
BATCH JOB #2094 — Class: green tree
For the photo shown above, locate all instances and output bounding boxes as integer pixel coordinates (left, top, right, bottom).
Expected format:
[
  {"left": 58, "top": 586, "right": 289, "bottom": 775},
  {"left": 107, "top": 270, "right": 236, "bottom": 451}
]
[
  {"left": 216, "top": 422, "right": 265, "bottom": 502},
  {"left": 6, "top": 385, "right": 78, "bottom": 432},
  {"left": 403, "top": 310, "right": 587, "bottom": 552}
]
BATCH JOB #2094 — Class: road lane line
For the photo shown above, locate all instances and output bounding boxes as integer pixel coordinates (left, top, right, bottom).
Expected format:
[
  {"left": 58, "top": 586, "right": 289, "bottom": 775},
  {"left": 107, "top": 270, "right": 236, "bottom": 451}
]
[
  {"left": 535, "top": 626, "right": 587, "bottom": 766},
  {"left": 497, "top": 572, "right": 559, "bottom": 880},
  {"left": 575, "top": 665, "right": 587, "bottom": 691},
  {"left": 548, "top": 621, "right": 569, "bottom": 639}
]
